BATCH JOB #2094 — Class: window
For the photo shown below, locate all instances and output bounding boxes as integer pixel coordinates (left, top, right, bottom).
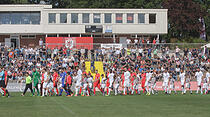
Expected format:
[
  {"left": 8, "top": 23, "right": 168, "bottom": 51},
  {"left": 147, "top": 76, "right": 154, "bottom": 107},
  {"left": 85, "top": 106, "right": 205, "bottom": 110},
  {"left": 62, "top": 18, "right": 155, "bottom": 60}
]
[
  {"left": 149, "top": 14, "right": 156, "bottom": 24},
  {"left": 138, "top": 13, "right": 145, "bottom": 23},
  {"left": 49, "top": 13, "right": 56, "bottom": 23},
  {"left": 59, "top": 34, "right": 69, "bottom": 37},
  {"left": 0, "top": 13, "right": 10, "bottom": 24},
  {"left": 60, "top": 13, "right": 67, "bottom": 23},
  {"left": 21, "top": 13, "right": 30, "bottom": 24},
  {"left": 30, "top": 13, "right": 40, "bottom": 24},
  {"left": 0, "top": 12, "right": 40, "bottom": 25},
  {"left": 116, "top": 13, "right": 123, "bottom": 23},
  {"left": 104, "top": 35, "right": 113, "bottom": 38},
  {"left": 47, "top": 34, "right": 57, "bottom": 37},
  {"left": 127, "top": 13, "right": 134, "bottom": 23},
  {"left": 104, "top": 13, "right": 112, "bottom": 23},
  {"left": 71, "top": 13, "right": 78, "bottom": 23},
  {"left": 21, "top": 35, "right": 36, "bottom": 39},
  {"left": 82, "top": 13, "right": 89, "bottom": 23},
  {"left": 11, "top": 13, "right": 21, "bottom": 24},
  {"left": 81, "top": 34, "right": 91, "bottom": 37},
  {"left": 93, "top": 34, "right": 102, "bottom": 38},
  {"left": 93, "top": 13, "right": 101, "bottom": 23}
]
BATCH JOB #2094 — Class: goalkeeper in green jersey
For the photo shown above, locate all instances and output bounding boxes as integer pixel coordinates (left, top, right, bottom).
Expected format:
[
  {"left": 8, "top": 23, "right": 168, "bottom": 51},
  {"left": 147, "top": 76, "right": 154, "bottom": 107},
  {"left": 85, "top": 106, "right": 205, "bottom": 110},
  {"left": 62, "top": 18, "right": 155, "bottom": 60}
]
[{"left": 32, "top": 68, "right": 41, "bottom": 96}]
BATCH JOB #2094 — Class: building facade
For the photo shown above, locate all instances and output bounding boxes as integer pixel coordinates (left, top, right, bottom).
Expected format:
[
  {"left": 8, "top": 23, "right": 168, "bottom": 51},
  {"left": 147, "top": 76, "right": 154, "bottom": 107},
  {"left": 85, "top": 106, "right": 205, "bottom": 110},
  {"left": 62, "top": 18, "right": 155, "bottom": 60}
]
[{"left": 0, "top": 5, "right": 168, "bottom": 48}]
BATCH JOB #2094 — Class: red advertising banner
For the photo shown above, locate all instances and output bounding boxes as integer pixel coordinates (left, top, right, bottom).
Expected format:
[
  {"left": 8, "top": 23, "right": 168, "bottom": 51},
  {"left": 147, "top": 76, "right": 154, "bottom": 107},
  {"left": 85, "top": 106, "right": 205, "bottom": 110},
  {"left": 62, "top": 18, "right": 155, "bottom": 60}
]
[
  {"left": 118, "top": 81, "right": 209, "bottom": 91},
  {"left": 45, "top": 37, "right": 93, "bottom": 49}
]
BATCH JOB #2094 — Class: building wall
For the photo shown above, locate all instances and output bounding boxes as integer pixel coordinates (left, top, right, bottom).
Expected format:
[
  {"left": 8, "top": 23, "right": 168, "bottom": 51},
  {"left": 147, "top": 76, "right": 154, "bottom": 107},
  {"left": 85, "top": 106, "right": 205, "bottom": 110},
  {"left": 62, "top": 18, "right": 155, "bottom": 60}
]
[{"left": 20, "top": 35, "right": 45, "bottom": 47}]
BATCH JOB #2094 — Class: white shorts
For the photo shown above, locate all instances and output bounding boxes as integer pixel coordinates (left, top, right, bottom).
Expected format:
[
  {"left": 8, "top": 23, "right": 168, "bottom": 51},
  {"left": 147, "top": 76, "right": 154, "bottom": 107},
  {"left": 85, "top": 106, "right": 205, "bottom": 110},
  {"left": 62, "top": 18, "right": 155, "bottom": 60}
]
[
  {"left": 145, "top": 81, "right": 150, "bottom": 87},
  {"left": 83, "top": 84, "right": 88, "bottom": 89},
  {"left": 47, "top": 82, "right": 53, "bottom": 89},
  {"left": 151, "top": 83, "right": 156, "bottom": 89},
  {"left": 109, "top": 80, "right": 114, "bottom": 88},
  {"left": 181, "top": 82, "right": 185, "bottom": 86},
  {"left": 203, "top": 83, "right": 208, "bottom": 89},
  {"left": 88, "top": 83, "right": 92, "bottom": 89},
  {"left": 101, "top": 84, "right": 106, "bottom": 89},
  {"left": 197, "top": 81, "right": 201, "bottom": 86},
  {"left": 162, "top": 81, "right": 168, "bottom": 87},
  {"left": 185, "top": 83, "right": 190, "bottom": 88},
  {"left": 169, "top": 84, "right": 174, "bottom": 89},
  {"left": 124, "top": 81, "right": 130, "bottom": 88},
  {"left": 114, "top": 84, "right": 119, "bottom": 89},
  {"left": 75, "top": 83, "right": 80, "bottom": 88},
  {"left": 43, "top": 82, "right": 48, "bottom": 89}
]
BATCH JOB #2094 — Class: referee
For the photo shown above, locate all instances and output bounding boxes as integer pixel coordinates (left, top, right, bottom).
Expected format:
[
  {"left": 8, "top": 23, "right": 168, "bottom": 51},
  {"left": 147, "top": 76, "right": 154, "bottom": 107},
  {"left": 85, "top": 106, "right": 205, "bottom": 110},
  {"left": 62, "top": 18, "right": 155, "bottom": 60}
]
[{"left": 21, "top": 72, "right": 34, "bottom": 96}]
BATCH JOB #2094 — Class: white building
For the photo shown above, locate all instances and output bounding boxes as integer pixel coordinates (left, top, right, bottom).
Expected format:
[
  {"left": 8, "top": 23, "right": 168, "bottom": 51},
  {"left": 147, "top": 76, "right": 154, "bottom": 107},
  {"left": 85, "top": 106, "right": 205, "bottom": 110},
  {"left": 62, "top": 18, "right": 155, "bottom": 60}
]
[{"left": 0, "top": 4, "right": 168, "bottom": 48}]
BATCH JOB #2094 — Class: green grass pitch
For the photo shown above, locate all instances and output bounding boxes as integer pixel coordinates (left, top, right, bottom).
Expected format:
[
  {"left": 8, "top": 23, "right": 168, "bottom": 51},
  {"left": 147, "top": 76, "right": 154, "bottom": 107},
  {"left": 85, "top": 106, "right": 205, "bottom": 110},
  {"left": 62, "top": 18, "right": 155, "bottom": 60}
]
[{"left": 0, "top": 92, "right": 210, "bottom": 117}]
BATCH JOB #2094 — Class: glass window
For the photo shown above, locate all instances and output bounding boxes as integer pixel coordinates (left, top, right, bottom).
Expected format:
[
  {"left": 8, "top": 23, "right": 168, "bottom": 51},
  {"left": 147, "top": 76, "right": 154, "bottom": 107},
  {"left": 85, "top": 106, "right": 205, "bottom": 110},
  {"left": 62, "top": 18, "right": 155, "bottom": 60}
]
[
  {"left": 0, "top": 13, "right": 10, "bottom": 24},
  {"left": 93, "top": 13, "right": 101, "bottom": 23},
  {"left": 82, "top": 13, "right": 89, "bottom": 23},
  {"left": 149, "top": 14, "right": 156, "bottom": 24},
  {"left": 71, "top": 13, "right": 78, "bottom": 23},
  {"left": 21, "top": 13, "right": 30, "bottom": 24},
  {"left": 60, "top": 13, "right": 67, "bottom": 23},
  {"left": 104, "top": 13, "right": 112, "bottom": 23},
  {"left": 11, "top": 13, "right": 21, "bottom": 24},
  {"left": 127, "top": 13, "right": 134, "bottom": 23},
  {"left": 138, "top": 13, "right": 145, "bottom": 23},
  {"left": 30, "top": 13, "right": 40, "bottom": 24},
  {"left": 116, "top": 13, "right": 123, "bottom": 23},
  {"left": 49, "top": 13, "right": 56, "bottom": 23}
]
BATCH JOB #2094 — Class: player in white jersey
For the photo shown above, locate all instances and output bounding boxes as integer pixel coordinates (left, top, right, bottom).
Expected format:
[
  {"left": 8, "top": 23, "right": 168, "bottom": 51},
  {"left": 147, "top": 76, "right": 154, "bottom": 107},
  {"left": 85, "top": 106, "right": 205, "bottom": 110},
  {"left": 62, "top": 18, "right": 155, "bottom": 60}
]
[
  {"left": 114, "top": 74, "right": 121, "bottom": 96},
  {"left": 195, "top": 68, "right": 203, "bottom": 94},
  {"left": 87, "top": 74, "right": 93, "bottom": 95},
  {"left": 179, "top": 70, "right": 186, "bottom": 94},
  {"left": 202, "top": 70, "right": 210, "bottom": 94},
  {"left": 150, "top": 70, "right": 158, "bottom": 95},
  {"left": 145, "top": 70, "right": 152, "bottom": 95},
  {"left": 162, "top": 69, "right": 170, "bottom": 94},
  {"left": 100, "top": 74, "right": 107, "bottom": 96},
  {"left": 108, "top": 70, "right": 115, "bottom": 95},
  {"left": 47, "top": 72, "right": 54, "bottom": 96},
  {"left": 169, "top": 76, "right": 176, "bottom": 94},
  {"left": 82, "top": 74, "right": 89, "bottom": 96},
  {"left": 42, "top": 70, "right": 49, "bottom": 97},
  {"left": 123, "top": 68, "right": 131, "bottom": 95},
  {"left": 184, "top": 72, "right": 192, "bottom": 94},
  {"left": 73, "top": 72, "right": 81, "bottom": 96}
]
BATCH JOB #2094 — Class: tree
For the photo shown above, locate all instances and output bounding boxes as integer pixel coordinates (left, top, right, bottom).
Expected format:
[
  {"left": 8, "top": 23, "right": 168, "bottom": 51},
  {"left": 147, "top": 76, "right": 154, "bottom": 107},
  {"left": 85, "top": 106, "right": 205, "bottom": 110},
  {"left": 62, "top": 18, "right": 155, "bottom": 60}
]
[{"left": 163, "top": 0, "right": 206, "bottom": 39}]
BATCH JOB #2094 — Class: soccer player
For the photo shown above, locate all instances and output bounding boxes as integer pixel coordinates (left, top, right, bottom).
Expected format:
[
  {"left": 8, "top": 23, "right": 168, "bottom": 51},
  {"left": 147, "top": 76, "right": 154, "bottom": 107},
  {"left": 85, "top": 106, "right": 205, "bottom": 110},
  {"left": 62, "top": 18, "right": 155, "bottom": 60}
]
[
  {"left": 169, "top": 76, "right": 176, "bottom": 94},
  {"left": 82, "top": 74, "right": 89, "bottom": 96},
  {"left": 100, "top": 74, "right": 107, "bottom": 96},
  {"left": 21, "top": 72, "right": 34, "bottom": 96},
  {"left": 87, "top": 74, "right": 93, "bottom": 95},
  {"left": 123, "top": 68, "right": 130, "bottom": 95},
  {"left": 202, "top": 70, "right": 209, "bottom": 94},
  {"left": 32, "top": 68, "right": 41, "bottom": 96},
  {"left": 145, "top": 69, "right": 152, "bottom": 95},
  {"left": 42, "top": 69, "right": 49, "bottom": 97},
  {"left": 162, "top": 69, "right": 170, "bottom": 94},
  {"left": 184, "top": 70, "right": 192, "bottom": 94},
  {"left": 108, "top": 69, "right": 114, "bottom": 96},
  {"left": 3, "top": 68, "right": 10, "bottom": 97},
  {"left": 141, "top": 70, "right": 146, "bottom": 94},
  {"left": 179, "top": 69, "right": 186, "bottom": 94},
  {"left": 93, "top": 70, "right": 102, "bottom": 96},
  {"left": 0, "top": 68, "right": 8, "bottom": 97},
  {"left": 114, "top": 73, "right": 121, "bottom": 95},
  {"left": 195, "top": 68, "right": 203, "bottom": 94},
  {"left": 59, "top": 69, "right": 70, "bottom": 96},
  {"left": 150, "top": 70, "right": 157, "bottom": 95},
  {"left": 66, "top": 72, "right": 73, "bottom": 96},
  {"left": 53, "top": 69, "right": 59, "bottom": 96}
]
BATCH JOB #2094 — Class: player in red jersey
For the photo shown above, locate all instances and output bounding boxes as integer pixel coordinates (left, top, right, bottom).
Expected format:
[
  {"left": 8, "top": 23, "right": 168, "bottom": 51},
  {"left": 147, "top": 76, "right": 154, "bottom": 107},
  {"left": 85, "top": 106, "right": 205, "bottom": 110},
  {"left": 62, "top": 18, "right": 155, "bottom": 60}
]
[
  {"left": 106, "top": 71, "right": 110, "bottom": 95},
  {"left": 93, "top": 70, "right": 103, "bottom": 95},
  {"left": 52, "top": 69, "right": 59, "bottom": 96},
  {"left": 141, "top": 70, "right": 146, "bottom": 94},
  {"left": 66, "top": 72, "right": 73, "bottom": 96}
]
